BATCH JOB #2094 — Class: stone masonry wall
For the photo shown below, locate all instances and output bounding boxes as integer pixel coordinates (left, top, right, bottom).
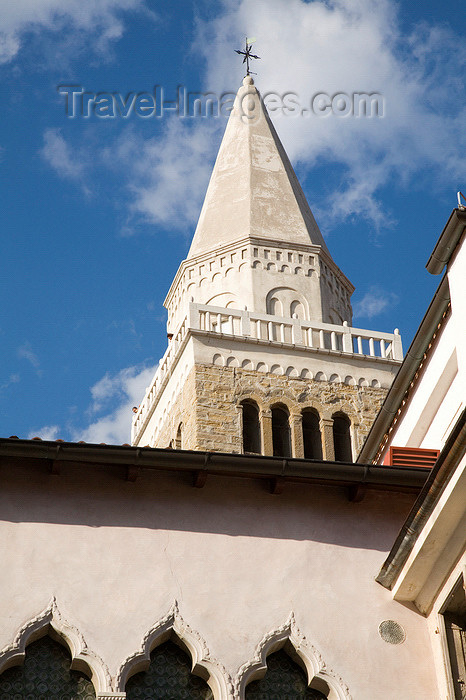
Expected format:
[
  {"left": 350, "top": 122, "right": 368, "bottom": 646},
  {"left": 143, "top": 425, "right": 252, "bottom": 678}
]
[{"left": 154, "top": 363, "right": 388, "bottom": 459}]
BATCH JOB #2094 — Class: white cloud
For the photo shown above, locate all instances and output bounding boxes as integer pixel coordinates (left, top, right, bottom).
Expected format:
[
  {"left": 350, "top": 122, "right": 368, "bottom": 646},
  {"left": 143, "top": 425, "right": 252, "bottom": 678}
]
[
  {"left": 39, "top": 0, "right": 466, "bottom": 233},
  {"left": 41, "top": 128, "right": 87, "bottom": 181},
  {"left": 72, "top": 363, "right": 156, "bottom": 444},
  {"left": 27, "top": 424, "right": 60, "bottom": 441},
  {"left": 42, "top": 119, "right": 218, "bottom": 232},
  {"left": 0, "top": 0, "right": 148, "bottom": 64},
  {"left": 193, "top": 0, "right": 466, "bottom": 228},
  {"left": 106, "top": 120, "right": 219, "bottom": 232},
  {"left": 17, "top": 342, "right": 40, "bottom": 368},
  {"left": 353, "top": 286, "right": 398, "bottom": 319},
  {"left": 0, "top": 373, "right": 20, "bottom": 392}
]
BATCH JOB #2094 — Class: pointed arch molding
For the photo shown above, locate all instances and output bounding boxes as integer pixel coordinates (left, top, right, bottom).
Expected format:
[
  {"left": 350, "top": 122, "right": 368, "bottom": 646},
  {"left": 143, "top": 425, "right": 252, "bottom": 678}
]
[
  {"left": 115, "top": 601, "right": 233, "bottom": 698},
  {"left": 0, "top": 597, "right": 111, "bottom": 694},
  {"left": 235, "top": 613, "right": 351, "bottom": 700}
]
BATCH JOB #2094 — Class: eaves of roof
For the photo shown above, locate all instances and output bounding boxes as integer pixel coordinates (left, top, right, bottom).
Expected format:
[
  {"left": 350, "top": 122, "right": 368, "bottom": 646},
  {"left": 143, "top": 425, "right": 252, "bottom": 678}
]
[
  {"left": 426, "top": 208, "right": 466, "bottom": 275},
  {"left": 0, "top": 438, "right": 429, "bottom": 499}
]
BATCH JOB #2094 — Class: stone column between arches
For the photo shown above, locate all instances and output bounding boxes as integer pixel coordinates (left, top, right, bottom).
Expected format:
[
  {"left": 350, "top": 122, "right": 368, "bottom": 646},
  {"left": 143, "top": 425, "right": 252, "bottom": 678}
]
[
  {"left": 319, "top": 417, "right": 335, "bottom": 461},
  {"left": 291, "top": 412, "right": 304, "bottom": 459},
  {"left": 260, "top": 410, "right": 273, "bottom": 456}
]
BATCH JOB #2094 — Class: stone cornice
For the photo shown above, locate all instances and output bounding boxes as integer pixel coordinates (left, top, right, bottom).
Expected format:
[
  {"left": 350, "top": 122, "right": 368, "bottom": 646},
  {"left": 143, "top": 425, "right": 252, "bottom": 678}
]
[{"left": 164, "top": 236, "right": 354, "bottom": 310}]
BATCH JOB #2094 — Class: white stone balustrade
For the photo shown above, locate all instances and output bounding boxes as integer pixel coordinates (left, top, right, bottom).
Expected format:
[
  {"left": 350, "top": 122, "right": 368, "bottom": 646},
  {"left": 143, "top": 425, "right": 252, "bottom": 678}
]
[
  {"left": 193, "top": 303, "right": 402, "bottom": 360},
  {"left": 131, "top": 303, "right": 403, "bottom": 442}
]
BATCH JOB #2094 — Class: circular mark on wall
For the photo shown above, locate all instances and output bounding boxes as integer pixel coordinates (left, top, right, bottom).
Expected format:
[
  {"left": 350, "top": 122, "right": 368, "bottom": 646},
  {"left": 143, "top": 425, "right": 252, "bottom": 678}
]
[{"left": 378, "top": 620, "right": 406, "bottom": 645}]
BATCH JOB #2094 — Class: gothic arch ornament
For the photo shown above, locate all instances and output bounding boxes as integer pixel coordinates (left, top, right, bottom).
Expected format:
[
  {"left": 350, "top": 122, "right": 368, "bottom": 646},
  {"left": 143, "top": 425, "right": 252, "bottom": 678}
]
[
  {"left": 299, "top": 400, "right": 323, "bottom": 416},
  {"left": 234, "top": 385, "right": 268, "bottom": 413},
  {"left": 115, "top": 601, "right": 233, "bottom": 698},
  {"left": 0, "top": 597, "right": 111, "bottom": 694},
  {"left": 235, "top": 613, "right": 351, "bottom": 700}
]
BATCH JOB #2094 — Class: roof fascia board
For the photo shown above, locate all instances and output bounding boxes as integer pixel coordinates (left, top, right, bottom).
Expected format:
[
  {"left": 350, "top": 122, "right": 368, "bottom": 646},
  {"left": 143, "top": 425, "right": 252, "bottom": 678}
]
[
  {"left": 426, "top": 208, "right": 466, "bottom": 275},
  {"left": 0, "top": 438, "right": 429, "bottom": 492}
]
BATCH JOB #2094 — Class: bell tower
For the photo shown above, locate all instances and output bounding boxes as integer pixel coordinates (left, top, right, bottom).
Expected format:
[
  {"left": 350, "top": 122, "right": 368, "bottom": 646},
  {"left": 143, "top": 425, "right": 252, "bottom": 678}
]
[{"left": 132, "top": 77, "right": 403, "bottom": 460}]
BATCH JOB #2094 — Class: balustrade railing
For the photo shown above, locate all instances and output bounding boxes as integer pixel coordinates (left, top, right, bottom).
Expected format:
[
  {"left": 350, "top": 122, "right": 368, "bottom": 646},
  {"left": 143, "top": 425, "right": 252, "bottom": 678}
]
[
  {"left": 132, "top": 302, "right": 402, "bottom": 441},
  {"left": 194, "top": 303, "right": 401, "bottom": 360}
]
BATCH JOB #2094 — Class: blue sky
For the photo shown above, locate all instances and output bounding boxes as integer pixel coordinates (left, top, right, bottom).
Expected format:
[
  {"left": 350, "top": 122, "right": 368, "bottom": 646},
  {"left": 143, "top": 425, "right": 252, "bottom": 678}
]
[{"left": 1, "top": 0, "right": 464, "bottom": 443}]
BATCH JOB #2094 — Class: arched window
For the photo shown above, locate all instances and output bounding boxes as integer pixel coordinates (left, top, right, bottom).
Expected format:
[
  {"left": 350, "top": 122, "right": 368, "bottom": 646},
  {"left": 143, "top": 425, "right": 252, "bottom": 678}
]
[
  {"left": 272, "top": 405, "right": 291, "bottom": 458},
  {"left": 290, "top": 300, "right": 305, "bottom": 319},
  {"left": 0, "top": 635, "right": 95, "bottom": 698},
  {"left": 125, "top": 639, "right": 212, "bottom": 699},
  {"left": 175, "top": 423, "right": 183, "bottom": 450},
  {"left": 268, "top": 297, "right": 283, "bottom": 316},
  {"left": 333, "top": 413, "right": 352, "bottom": 462},
  {"left": 245, "top": 648, "right": 327, "bottom": 699},
  {"left": 241, "top": 401, "right": 261, "bottom": 454},
  {"left": 302, "top": 409, "right": 322, "bottom": 459}
]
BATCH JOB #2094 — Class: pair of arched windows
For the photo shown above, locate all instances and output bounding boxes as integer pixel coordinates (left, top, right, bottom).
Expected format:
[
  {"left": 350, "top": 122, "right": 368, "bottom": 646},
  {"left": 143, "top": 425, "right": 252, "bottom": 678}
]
[
  {"left": 271, "top": 405, "right": 325, "bottom": 460},
  {"left": 269, "top": 297, "right": 305, "bottom": 320},
  {"left": 0, "top": 634, "right": 328, "bottom": 699},
  {"left": 241, "top": 401, "right": 352, "bottom": 462},
  {"left": 169, "top": 423, "right": 183, "bottom": 450},
  {"left": 242, "top": 401, "right": 294, "bottom": 457}
]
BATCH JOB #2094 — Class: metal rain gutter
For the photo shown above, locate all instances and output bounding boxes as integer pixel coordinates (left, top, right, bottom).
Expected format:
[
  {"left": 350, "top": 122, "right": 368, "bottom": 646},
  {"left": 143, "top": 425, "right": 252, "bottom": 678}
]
[
  {"left": 0, "top": 438, "right": 429, "bottom": 494},
  {"left": 426, "top": 208, "right": 466, "bottom": 275}
]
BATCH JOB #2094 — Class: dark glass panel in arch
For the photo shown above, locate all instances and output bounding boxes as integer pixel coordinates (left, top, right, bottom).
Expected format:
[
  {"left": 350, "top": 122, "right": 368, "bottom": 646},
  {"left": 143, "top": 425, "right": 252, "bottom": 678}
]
[
  {"left": 125, "top": 639, "right": 213, "bottom": 700},
  {"left": 0, "top": 635, "right": 95, "bottom": 700},
  {"left": 302, "top": 410, "right": 322, "bottom": 460},
  {"left": 245, "top": 649, "right": 327, "bottom": 699},
  {"left": 272, "top": 406, "right": 291, "bottom": 458},
  {"left": 333, "top": 413, "right": 352, "bottom": 462},
  {"left": 242, "top": 401, "right": 261, "bottom": 454}
]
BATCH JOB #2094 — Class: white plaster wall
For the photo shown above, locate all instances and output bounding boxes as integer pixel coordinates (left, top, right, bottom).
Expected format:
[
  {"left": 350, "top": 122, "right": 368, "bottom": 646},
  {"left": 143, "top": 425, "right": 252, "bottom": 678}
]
[
  {"left": 448, "top": 230, "right": 466, "bottom": 382},
  {"left": 0, "top": 462, "right": 439, "bottom": 699},
  {"left": 380, "top": 315, "right": 464, "bottom": 457}
]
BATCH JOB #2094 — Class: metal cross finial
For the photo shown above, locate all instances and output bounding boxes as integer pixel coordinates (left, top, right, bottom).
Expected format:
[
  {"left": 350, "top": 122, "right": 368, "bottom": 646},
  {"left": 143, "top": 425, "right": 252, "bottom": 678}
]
[{"left": 235, "top": 37, "right": 260, "bottom": 76}]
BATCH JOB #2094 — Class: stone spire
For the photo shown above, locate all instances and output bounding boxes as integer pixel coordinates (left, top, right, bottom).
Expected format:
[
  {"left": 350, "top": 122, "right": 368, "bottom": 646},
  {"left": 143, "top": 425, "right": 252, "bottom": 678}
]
[{"left": 187, "top": 76, "right": 331, "bottom": 260}]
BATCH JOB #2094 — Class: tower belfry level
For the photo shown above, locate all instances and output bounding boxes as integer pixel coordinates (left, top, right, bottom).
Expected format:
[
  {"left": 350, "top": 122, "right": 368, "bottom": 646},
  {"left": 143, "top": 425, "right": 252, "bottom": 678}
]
[{"left": 132, "top": 77, "right": 403, "bottom": 459}]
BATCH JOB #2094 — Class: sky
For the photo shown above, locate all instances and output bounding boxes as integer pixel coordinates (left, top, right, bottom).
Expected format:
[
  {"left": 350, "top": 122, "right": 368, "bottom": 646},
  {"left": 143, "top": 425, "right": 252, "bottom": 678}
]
[{"left": 1, "top": 0, "right": 465, "bottom": 444}]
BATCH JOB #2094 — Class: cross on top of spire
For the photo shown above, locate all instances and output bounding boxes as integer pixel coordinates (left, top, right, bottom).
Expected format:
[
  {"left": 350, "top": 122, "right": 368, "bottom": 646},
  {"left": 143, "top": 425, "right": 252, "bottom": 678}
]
[{"left": 234, "top": 38, "right": 260, "bottom": 76}]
